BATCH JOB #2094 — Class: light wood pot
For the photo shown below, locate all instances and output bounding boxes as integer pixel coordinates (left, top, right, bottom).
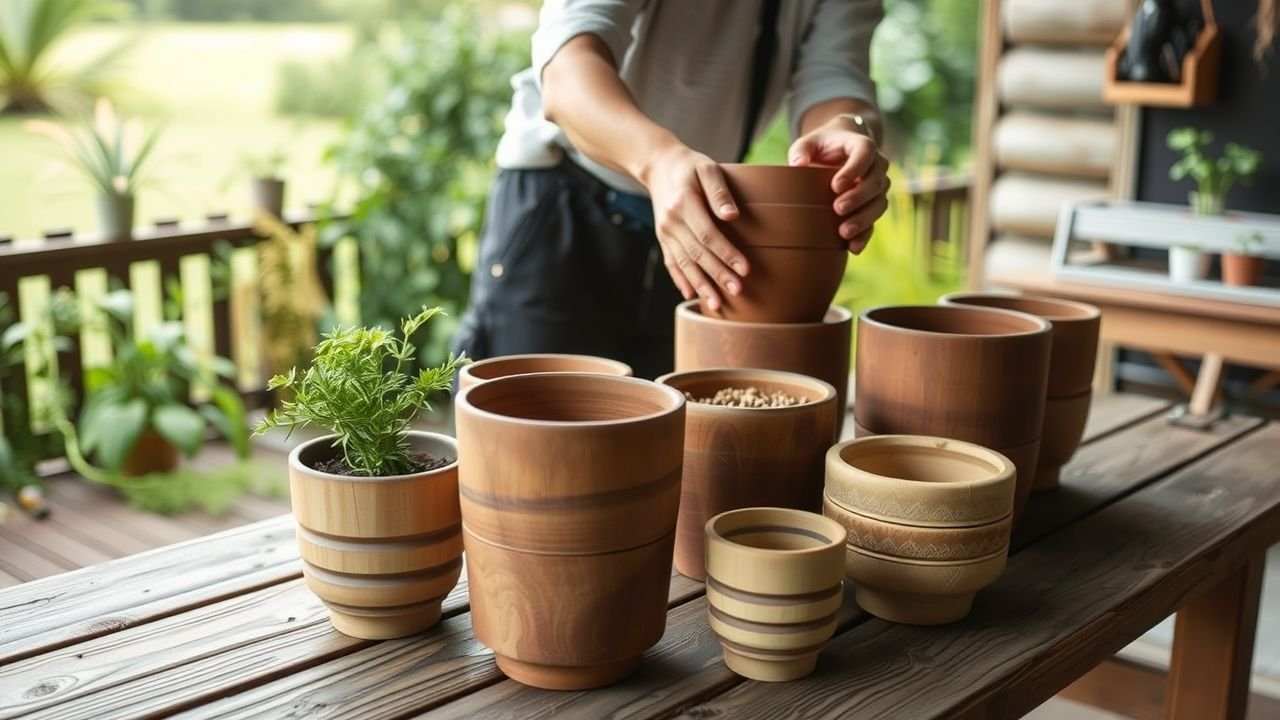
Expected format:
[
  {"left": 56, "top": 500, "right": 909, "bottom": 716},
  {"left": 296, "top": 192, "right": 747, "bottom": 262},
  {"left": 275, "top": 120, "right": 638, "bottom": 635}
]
[
  {"left": 656, "top": 368, "right": 839, "bottom": 580},
  {"left": 940, "top": 292, "right": 1101, "bottom": 491},
  {"left": 674, "top": 300, "right": 852, "bottom": 436},
  {"left": 822, "top": 494, "right": 1012, "bottom": 561},
  {"left": 705, "top": 507, "right": 847, "bottom": 682},
  {"left": 854, "top": 305, "right": 1051, "bottom": 522},
  {"left": 289, "top": 431, "right": 462, "bottom": 639},
  {"left": 843, "top": 545, "right": 1008, "bottom": 625},
  {"left": 457, "top": 353, "right": 632, "bottom": 393},
  {"left": 455, "top": 373, "right": 686, "bottom": 689}
]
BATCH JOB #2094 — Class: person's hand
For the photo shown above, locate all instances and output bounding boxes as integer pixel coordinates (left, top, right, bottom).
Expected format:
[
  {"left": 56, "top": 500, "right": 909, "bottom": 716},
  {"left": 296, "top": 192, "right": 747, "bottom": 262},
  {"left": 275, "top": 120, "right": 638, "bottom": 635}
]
[
  {"left": 639, "top": 143, "right": 748, "bottom": 312},
  {"left": 788, "top": 120, "right": 890, "bottom": 254}
]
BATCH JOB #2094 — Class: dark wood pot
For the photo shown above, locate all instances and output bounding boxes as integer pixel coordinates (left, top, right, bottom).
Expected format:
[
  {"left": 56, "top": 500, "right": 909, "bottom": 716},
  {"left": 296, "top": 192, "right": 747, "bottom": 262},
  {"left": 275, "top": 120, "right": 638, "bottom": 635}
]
[
  {"left": 1221, "top": 253, "right": 1265, "bottom": 287},
  {"left": 455, "top": 373, "right": 685, "bottom": 689},
  {"left": 656, "top": 368, "right": 838, "bottom": 580},
  {"left": 674, "top": 300, "right": 851, "bottom": 437},
  {"left": 720, "top": 164, "right": 838, "bottom": 205},
  {"left": 854, "top": 305, "right": 1052, "bottom": 523}
]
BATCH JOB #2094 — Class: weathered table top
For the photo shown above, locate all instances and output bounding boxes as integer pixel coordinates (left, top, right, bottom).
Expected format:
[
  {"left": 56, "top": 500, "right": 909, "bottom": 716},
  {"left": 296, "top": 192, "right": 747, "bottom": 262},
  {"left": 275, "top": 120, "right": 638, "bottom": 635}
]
[{"left": 1, "top": 393, "right": 1277, "bottom": 719}]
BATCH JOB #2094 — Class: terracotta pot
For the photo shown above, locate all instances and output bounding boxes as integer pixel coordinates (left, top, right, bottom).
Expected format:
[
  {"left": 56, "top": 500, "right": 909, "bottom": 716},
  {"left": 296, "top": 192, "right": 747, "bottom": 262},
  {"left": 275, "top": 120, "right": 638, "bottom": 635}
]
[
  {"left": 1222, "top": 253, "right": 1265, "bottom": 287},
  {"left": 844, "top": 545, "right": 1008, "bottom": 625},
  {"left": 121, "top": 430, "right": 180, "bottom": 476},
  {"left": 656, "top": 368, "right": 838, "bottom": 580},
  {"left": 716, "top": 244, "right": 848, "bottom": 324},
  {"left": 854, "top": 305, "right": 1051, "bottom": 523},
  {"left": 824, "top": 435, "right": 1017, "bottom": 528},
  {"left": 457, "top": 353, "right": 632, "bottom": 393},
  {"left": 822, "top": 494, "right": 1011, "bottom": 561},
  {"left": 704, "top": 507, "right": 846, "bottom": 682},
  {"left": 674, "top": 300, "right": 851, "bottom": 436},
  {"left": 289, "top": 431, "right": 462, "bottom": 639},
  {"left": 1035, "top": 392, "right": 1091, "bottom": 491},
  {"left": 720, "top": 164, "right": 838, "bottom": 206},
  {"left": 455, "top": 373, "right": 685, "bottom": 689}
]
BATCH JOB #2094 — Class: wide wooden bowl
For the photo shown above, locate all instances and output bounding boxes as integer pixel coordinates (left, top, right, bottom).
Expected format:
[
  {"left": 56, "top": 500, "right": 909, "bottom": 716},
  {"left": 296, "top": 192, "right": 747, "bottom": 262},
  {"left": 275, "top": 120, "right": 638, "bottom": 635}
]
[
  {"left": 656, "top": 368, "right": 838, "bottom": 580},
  {"left": 289, "top": 431, "right": 462, "bottom": 639},
  {"left": 457, "top": 353, "right": 632, "bottom": 393},
  {"left": 705, "top": 507, "right": 847, "bottom": 682}
]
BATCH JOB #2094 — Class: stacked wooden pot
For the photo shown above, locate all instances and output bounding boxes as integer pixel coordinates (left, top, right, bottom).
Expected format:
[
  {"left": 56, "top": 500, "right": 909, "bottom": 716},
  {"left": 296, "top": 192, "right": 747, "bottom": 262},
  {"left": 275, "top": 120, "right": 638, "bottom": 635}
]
[{"left": 824, "top": 436, "right": 1017, "bottom": 625}]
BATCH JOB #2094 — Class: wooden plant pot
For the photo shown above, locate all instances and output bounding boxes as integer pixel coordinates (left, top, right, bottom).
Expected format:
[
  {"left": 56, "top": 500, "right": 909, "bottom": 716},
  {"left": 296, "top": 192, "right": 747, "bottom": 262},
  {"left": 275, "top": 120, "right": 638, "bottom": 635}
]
[
  {"left": 656, "top": 368, "right": 839, "bottom": 580},
  {"left": 457, "top": 353, "right": 631, "bottom": 393},
  {"left": 121, "top": 430, "right": 180, "bottom": 477},
  {"left": 844, "top": 545, "right": 1008, "bottom": 625},
  {"left": 821, "top": 494, "right": 1012, "bottom": 562},
  {"left": 455, "top": 373, "right": 686, "bottom": 690},
  {"left": 674, "top": 300, "right": 852, "bottom": 436},
  {"left": 940, "top": 293, "right": 1101, "bottom": 491},
  {"left": 705, "top": 507, "right": 846, "bottom": 682},
  {"left": 1222, "top": 253, "right": 1265, "bottom": 287},
  {"left": 289, "top": 432, "right": 462, "bottom": 640},
  {"left": 854, "top": 305, "right": 1051, "bottom": 523},
  {"left": 720, "top": 164, "right": 838, "bottom": 205}
]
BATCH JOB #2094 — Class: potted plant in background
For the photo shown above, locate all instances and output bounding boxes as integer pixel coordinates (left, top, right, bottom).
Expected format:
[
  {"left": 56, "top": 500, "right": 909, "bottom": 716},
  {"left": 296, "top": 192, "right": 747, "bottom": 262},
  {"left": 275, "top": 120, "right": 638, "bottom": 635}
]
[
  {"left": 1166, "top": 128, "right": 1261, "bottom": 282},
  {"left": 78, "top": 290, "right": 249, "bottom": 475},
  {"left": 243, "top": 148, "right": 288, "bottom": 219},
  {"left": 25, "top": 99, "right": 163, "bottom": 241},
  {"left": 255, "top": 307, "right": 468, "bottom": 639},
  {"left": 1222, "top": 231, "right": 1266, "bottom": 287}
]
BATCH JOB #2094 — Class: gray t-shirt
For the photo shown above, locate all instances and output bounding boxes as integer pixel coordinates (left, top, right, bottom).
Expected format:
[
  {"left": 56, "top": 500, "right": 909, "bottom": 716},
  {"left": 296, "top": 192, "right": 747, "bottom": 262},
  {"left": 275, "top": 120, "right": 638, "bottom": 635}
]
[{"left": 495, "top": 0, "right": 882, "bottom": 195}]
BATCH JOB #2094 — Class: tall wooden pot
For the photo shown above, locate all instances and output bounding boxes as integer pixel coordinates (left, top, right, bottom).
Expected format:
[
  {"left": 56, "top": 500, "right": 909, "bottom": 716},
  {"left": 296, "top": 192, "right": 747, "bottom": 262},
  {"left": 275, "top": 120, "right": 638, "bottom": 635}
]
[
  {"left": 289, "top": 431, "right": 462, "bottom": 640},
  {"left": 455, "top": 373, "right": 686, "bottom": 690},
  {"left": 457, "top": 353, "right": 631, "bottom": 393},
  {"left": 854, "top": 305, "right": 1052, "bottom": 525},
  {"left": 656, "top": 368, "right": 838, "bottom": 580},
  {"left": 674, "top": 300, "right": 851, "bottom": 436}
]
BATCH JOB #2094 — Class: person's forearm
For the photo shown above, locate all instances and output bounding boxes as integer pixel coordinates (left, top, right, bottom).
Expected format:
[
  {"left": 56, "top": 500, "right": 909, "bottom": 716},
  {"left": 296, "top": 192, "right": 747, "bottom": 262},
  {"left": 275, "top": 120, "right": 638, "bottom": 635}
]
[
  {"left": 542, "top": 34, "right": 679, "bottom": 186},
  {"left": 799, "top": 97, "right": 883, "bottom": 145}
]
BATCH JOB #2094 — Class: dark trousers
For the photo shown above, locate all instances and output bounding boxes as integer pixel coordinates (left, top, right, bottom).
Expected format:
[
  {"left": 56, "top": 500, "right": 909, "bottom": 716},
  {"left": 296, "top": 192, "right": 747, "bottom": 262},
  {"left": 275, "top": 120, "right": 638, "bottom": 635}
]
[{"left": 451, "top": 159, "right": 683, "bottom": 380}]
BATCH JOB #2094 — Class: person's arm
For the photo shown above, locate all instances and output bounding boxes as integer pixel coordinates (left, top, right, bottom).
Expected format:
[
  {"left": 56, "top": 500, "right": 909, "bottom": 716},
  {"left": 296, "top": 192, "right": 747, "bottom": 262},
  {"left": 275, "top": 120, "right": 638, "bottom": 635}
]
[
  {"left": 540, "top": 34, "right": 746, "bottom": 311},
  {"left": 785, "top": 0, "right": 889, "bottom": 254}
]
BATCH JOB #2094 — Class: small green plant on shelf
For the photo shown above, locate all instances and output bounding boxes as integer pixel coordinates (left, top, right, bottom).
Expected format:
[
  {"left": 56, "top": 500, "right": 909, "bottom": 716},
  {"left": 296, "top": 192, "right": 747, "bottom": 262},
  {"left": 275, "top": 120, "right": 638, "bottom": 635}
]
[
  {"left": 1234, "top": 231, "right": 1263, "bottom": 256},
  {"left": 1167, "top": 128, "right": 1262, "bottom": 215},
  {"left": 255, "top": 307, "right": 467, "bottom": 477}
]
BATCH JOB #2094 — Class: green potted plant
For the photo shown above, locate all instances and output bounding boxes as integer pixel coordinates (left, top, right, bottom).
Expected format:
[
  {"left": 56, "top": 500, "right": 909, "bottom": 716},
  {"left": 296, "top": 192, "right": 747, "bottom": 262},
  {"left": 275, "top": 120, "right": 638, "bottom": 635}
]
[
  {"left": 1166, "top": 128, "right": 1261, "bottom": 283},
  {"left": 1222, "top": 232, "right": 1266, "bottom": 287},
  {"left": 254, "top": 307, "right": 469, "bottom": 639},
  {"left": 25, "top": 99, "right": 163, "bottom": 241},
  {"left": 243, "top": 148, "right": 288, "bottom": 219},
  {"left": 78, "top": 289, "right": 249, "bottom": 475}
]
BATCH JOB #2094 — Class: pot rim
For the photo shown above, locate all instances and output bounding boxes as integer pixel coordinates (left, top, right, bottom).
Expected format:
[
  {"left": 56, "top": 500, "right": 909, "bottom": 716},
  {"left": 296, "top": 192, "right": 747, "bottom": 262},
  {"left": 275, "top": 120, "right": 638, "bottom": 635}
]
[
  {"left": 655, "top": 367, "right": 837, "bottom": 413},
  {"left": 676, "top": 299, "right": 852, "bottom": 329},
  {"left": 846, "top": 542, "right": 1007, "bottom": 568},
  {"left": 719, "top": 162, "right": 840, "bottom": 173},
  {"left": 288, "top": 430, "right": 457, "bottom": 482},
  {"left": 828, "top": 435, "right": 1016, "bottom": 491},
  {"left": 706, "top": 507, "right": 846, "bottom": 557},
  {"left": 860, "top": 304, "right": 1051, "bottom": 339},
  {"left": 455, "top": 372, "right": 685, "bottom": 428},
  {"left": 459, "top": 353, "right": 633, "bottom": 384},
  {"left": 939, "top": 292, "right": 1101, "bottom": 323}
]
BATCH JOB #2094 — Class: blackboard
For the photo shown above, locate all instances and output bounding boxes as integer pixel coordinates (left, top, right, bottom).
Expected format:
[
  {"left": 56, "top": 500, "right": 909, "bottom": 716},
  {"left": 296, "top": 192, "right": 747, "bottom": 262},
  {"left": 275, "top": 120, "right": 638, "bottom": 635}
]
[{"left": 1137, "top": 0, "right": 1280, "bottom": 212}]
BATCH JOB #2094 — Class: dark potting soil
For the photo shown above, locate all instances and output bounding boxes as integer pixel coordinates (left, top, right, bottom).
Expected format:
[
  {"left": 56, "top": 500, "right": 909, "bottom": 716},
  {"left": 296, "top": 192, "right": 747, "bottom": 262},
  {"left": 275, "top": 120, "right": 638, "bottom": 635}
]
[{"left": 312, "top": 451, "right": 453, "bottom": 476}]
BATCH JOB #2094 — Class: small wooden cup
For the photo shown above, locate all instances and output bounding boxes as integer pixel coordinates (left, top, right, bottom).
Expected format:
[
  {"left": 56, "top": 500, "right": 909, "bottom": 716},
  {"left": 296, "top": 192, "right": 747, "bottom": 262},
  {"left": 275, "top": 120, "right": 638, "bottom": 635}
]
[{"left": 705, "top": 507, "right": 847, "bottom": 682}]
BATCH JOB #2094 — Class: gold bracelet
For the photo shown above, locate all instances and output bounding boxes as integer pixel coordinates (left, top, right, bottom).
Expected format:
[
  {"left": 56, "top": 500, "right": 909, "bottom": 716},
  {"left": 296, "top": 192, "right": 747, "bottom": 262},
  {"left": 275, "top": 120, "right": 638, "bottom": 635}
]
[{"left": 834, "top": 112, "right": 878, "bottom": 144}]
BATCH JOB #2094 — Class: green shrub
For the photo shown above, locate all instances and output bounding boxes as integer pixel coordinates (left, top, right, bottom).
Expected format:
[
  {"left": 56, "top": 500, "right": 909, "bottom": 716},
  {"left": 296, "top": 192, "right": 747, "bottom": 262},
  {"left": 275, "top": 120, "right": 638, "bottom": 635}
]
[
  {"left": 323, "top": 7, "right": 527, "bottom": 368},
  {"left": 275, "top": 53, "right": 371, "bottom": 119}
]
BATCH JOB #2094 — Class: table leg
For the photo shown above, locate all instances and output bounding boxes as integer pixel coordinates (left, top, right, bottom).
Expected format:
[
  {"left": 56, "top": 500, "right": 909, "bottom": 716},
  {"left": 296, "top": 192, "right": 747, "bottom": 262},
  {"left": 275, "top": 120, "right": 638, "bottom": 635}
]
[
  {"left": 1162, "top": 555, "right": 1264, "bottom": 720},
  {"left": 1187, "top": 353, "right": 1226, "bottom": 419}
]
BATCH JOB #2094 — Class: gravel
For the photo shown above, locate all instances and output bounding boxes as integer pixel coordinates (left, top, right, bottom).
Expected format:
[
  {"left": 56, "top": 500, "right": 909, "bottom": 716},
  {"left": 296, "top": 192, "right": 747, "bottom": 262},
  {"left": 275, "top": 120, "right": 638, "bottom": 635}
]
[{"left": 685, "top": 386, "right": 806, "bottom": 408}]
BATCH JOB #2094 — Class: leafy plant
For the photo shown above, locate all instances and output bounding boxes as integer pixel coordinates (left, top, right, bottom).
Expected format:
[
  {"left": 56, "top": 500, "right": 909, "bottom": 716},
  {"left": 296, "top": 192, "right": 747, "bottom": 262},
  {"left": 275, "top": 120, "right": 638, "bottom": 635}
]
[
  {"left": 78, "top": 289, "right": 249, "bottom": 471},
  {"left": 1234, "top": 231, "right": 1264, "bottom": 256},
  {"left": 255, "top": 307, "right": 467, "bottom": 476},
  {"left": 254, "top": 212, "right": 329, "bottom": 380},
  {"left": 1167, "top": 128, "right": 1262, "bottom": 205},
  {"left": 242, "top": 148, "right": 289, "bottom": 180},
  {"left": 0, "top": 0, "right": 133, "bottom": 114},
  {"left": 323, "top": 7, "right": 526, "bottom": 368},
  {"left": 25, "top": 98, "right": 163, "bottom": 198}
]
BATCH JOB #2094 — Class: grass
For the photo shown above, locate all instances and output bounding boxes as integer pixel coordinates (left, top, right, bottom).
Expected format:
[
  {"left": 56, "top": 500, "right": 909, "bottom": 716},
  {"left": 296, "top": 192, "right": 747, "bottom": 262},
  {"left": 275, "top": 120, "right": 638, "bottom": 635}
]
[{"left": 0, "top": 23, "right": 353, "bottom": 241}]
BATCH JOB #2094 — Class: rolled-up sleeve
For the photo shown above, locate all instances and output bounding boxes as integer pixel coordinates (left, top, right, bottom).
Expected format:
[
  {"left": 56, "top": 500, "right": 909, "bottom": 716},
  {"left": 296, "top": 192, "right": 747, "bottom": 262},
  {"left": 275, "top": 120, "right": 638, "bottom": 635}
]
[
  {"left": 531, "top": 0, "right": 646, "bottom": 85},
  {"left": 787, "top": 0, "right": 883, "bottom": 137}
]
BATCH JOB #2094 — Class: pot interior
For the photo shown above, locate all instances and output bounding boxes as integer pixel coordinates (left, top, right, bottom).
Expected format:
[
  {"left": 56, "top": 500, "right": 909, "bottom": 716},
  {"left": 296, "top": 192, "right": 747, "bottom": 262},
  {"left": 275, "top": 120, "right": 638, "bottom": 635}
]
[
  {"left": 661, "top": 370, "right": 828, "bottom": 407},
  {"left": 295, "top": 432, "right": 457, "bottom": 477},
  {"left": 837, "top": 443, "right": 1003, "bottom": 485},
  {"left": 709, "top": 508, "right": 842, "bottom": 552},
  {"left": 946, "top": 295, "right": 1098, "bottom": 322},
  {"left": 464, "top": 354, "right": 631, "bottom": 382},
  {"left": 864, "top": 305, "right": 1046, "bottom": 336},
  {"left": 463, "top": 373, "right": 679, "bottom": 422}
]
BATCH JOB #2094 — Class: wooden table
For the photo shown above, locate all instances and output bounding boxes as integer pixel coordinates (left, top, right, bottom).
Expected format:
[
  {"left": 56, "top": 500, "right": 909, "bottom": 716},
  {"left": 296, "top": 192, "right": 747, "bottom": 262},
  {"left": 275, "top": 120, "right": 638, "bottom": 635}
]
[{"left": 1, "top": 394, "right": 1277, "bottom": 719}]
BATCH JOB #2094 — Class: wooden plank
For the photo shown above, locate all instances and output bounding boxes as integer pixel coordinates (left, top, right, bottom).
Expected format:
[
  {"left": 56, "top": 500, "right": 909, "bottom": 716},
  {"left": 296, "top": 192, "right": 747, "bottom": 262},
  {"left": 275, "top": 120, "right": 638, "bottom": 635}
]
[
  {"left": 42, "top": 476, "right": 226, "bottom": 545},
  {"left": 1080, "top": 392, "right": 1170, "bottom": 443},
  {"left": 1059, "top": 656, "right": 1280, "bottom": 720},
  {"left": 0, "top": 516, "right": 298, "bottom": 665},
  {"left": 965, "top": 0, "right": 1004, "bottom": 288},
  {"left": 1016, "top": 412, "right": 1263, "bottom": 548},
  {"left": 1163, "top": 555, "right": 1265, "bottom": 720},
  {"left": 0, "top": 514, "right": 116, "bottom": 569},
  {"left": 25, "top": 487, "right": 159, "bottom": 558},
  {"left": 0, "top": 536, "right": 73, "bottom": 582},
  {"left": 1153, "top": 353, "right": 1198, "bottom": 397},
  {"left": 676, "top": 425, "right": 1280, "bottom": 720}
]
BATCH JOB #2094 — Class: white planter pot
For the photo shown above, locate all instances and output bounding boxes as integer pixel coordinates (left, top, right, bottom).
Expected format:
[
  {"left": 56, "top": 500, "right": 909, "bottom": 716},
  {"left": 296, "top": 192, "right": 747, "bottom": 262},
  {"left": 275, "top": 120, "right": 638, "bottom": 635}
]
[
  {"left": 1168, "top": 246, "right": 1210, "bottom": 283},
  {"left": 97, "top": 193, "right": 135, "bottom": 241}
]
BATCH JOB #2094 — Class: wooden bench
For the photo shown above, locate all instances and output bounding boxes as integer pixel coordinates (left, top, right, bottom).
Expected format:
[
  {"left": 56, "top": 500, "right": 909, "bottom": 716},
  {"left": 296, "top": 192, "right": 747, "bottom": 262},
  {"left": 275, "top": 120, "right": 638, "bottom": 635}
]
[{"left": 0, "top": 394, "right": 1276, "bottom": 719}]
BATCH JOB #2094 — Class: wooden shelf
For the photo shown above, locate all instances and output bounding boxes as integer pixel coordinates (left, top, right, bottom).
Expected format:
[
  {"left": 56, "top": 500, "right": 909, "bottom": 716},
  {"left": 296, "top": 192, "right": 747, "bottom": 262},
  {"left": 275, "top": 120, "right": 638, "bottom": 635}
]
[{"left": 1103, "top": 12, "right": 1221, "bottom": 108}]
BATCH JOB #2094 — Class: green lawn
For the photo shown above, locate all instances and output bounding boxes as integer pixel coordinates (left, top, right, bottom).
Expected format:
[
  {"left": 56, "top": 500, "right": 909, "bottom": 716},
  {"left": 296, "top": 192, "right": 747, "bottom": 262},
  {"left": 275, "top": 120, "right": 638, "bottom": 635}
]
[{"left": 0, "top": 23, "right": 353, "bottom": 241}]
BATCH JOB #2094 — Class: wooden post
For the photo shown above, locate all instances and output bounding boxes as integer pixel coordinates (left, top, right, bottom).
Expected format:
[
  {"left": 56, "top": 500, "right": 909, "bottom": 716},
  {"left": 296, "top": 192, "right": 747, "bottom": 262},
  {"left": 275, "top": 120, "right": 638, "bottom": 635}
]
[
  {"left": 1163, "top": 555, "right": 1264, "bottom": 720},
  {"left": 1187, "top": 353, "right": 1226, "bottom": 418},
  {"left": 965, "top": 0, "right": 1003, "bottom": 289}
]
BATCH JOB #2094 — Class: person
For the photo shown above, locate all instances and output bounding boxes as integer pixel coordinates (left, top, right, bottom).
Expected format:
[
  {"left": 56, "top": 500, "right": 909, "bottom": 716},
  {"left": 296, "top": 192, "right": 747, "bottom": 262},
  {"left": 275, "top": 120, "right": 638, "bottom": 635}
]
[{"left": 453, "top": 0, "right": 889, "bottom": 379}]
